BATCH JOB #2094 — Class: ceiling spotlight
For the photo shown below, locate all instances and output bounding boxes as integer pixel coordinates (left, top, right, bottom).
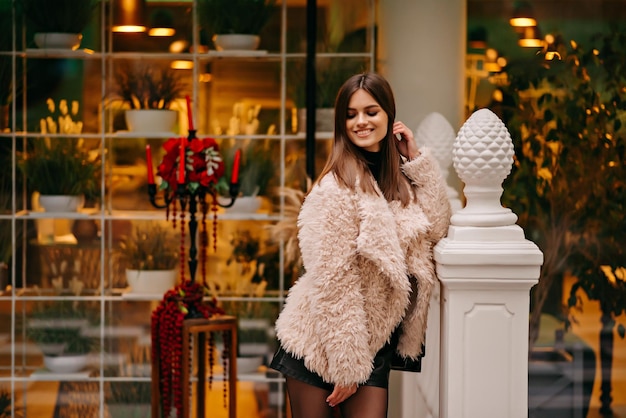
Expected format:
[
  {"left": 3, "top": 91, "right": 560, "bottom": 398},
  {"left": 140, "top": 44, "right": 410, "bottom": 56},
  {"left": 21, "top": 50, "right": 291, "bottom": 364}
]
[
  {"left": 112, "top": 0, "right": 147, "bottom": 33},
  {"left": 510, "top": 1, "right": 537, "bottom": 27}
]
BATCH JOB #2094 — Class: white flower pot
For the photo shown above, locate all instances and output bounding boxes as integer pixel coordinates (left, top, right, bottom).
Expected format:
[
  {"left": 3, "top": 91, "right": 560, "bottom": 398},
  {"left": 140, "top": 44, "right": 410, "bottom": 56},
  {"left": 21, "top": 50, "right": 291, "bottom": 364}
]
[
  {"left": 213, "top": 34, "right": 260, "bottom": 51},
  {"left": 34, "top": 32, "right": 82, "bottom": 50},
  {"left": 38, "top": 195, "right": 84, "bottom": 212},
  {"left": 44, "top": 354, "right": 89, "bottom": 373},
  {"left": 225, "top": 196, "right": 262, "bottom": 213},
  {"left": 125, "top": 269, "right": 177, "bottom": 295},
  {"left": 124, "top": 109, "right": 177, "bottom": 134}
]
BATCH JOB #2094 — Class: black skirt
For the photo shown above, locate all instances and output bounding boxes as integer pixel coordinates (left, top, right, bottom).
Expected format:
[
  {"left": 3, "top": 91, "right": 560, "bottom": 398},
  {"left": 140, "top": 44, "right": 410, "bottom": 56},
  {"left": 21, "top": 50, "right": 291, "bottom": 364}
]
[{"left": 269, "top": 329, "right": 399, "bottom": 390}]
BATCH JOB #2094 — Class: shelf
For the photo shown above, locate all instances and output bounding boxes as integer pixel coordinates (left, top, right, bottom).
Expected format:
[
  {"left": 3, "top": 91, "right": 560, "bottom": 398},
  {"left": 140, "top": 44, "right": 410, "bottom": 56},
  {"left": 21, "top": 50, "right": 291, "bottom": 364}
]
[
  {"left": 114, "top": 131, "right": 178, "bottom": 139},
  {"left": 206, "top": 50, "right": 271, "bottom": 58},
  {"left": 24, "top": 48, "right": 98, "bottom": 58}
]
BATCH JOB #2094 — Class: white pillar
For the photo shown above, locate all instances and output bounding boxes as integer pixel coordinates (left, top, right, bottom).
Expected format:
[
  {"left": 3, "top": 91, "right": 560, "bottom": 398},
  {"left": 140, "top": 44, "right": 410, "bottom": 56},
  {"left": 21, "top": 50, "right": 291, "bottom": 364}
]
[{"left": 435, "top": 109, "right": 543, "bottom": 418}]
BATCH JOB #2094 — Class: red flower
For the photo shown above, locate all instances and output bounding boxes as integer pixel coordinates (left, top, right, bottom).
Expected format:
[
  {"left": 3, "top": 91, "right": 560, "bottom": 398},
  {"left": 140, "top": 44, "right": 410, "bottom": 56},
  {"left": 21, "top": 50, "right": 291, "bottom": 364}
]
[{"left": 156, "top": 136, "right": 225, "bottom": 194}]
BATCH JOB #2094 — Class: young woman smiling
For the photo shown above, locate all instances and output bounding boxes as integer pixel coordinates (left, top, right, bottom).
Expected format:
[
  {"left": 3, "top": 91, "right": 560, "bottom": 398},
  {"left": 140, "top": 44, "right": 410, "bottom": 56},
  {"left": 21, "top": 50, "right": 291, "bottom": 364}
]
[{"left": 270, "top": 72, "right": 451, "bottom": 418}]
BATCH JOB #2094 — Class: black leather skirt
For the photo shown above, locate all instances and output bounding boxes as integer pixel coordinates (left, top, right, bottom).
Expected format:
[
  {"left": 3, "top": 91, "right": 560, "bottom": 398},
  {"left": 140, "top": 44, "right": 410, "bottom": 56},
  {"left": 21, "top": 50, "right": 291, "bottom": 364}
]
[{"left": 270, "top": 329, "right": 399, "bottom": 390}]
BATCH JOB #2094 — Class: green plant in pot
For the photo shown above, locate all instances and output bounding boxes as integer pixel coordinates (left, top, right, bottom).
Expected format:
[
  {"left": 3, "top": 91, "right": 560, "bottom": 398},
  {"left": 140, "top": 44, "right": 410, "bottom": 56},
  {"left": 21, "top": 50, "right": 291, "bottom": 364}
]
[
  {"left": 19, "top": 99, "right": 101, "bottom": 212},
  {"left": 20, "top": 0, "right": 100, "bottom": 50},
  {"left": 118, "top": 222, "right": 179, "bottom": 295},
  {"left": 218, "top": 139, "right": 276, "bottom": 212},
  {"left": 198, "top": 0, "right": 277, "bottom": 51},
  {"left": 112, "top": 62, "right": 185, "bottom": 134},
  {"left": 26, "top": 298, "right": 99, "bottom": 373}
]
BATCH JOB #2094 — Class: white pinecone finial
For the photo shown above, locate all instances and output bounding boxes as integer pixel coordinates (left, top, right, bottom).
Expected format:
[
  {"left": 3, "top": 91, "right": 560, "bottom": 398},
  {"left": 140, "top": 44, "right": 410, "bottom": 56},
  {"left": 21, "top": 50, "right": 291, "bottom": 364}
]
[
  {"left": 415, "top": 112, "right": 462, "bottom": 213},
  {"left": 451, "top": 108, "right": 517, "bottom": 226}
]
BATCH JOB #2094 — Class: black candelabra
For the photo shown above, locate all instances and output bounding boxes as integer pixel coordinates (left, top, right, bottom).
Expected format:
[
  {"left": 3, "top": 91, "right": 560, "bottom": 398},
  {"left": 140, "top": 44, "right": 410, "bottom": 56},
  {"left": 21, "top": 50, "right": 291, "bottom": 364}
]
[{"left": 147, "top": 129, "right": 240, "bottom": 285}]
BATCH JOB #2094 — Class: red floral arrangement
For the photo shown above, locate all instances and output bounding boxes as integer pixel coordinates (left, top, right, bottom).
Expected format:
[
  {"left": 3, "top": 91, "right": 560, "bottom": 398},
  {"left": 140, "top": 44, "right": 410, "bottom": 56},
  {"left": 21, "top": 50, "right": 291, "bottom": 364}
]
[
  {"left": 157, "top": 136, "right": 224, "bottom": 194},
  {"left": 151, "top": 281, "right": 225, "bottom": 418},
  {"left": 148, "top": 126, "right": 236, "bottom": 418}
]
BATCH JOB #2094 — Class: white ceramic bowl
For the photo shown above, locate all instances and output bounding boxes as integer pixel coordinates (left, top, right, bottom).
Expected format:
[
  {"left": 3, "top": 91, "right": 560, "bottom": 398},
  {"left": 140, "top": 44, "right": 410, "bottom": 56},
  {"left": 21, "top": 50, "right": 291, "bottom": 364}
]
[{"left": 44, "top": 354, "right": 89, "bottom": 374}]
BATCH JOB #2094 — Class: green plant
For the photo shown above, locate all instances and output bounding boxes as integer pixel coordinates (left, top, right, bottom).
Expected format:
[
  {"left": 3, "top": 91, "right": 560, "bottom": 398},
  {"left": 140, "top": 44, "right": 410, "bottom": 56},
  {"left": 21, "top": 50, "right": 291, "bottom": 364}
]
[
  {"left": 198, "top": 0, "right": 276, "bottom": 36},
  {"left": 0, "top": 388, "right": 23, "bottom": 418},
  {"left": 218, "top": 139, "right": 276, "bottom": 197},
  {"left": 26, "top": 300, "right": 98, "bottom": 355},
  {"left": 118, "top": 223, "right": 179, "bottom": 271},
  {"left": 498, "top": 27, "right": 626, "bottom": 414},
  {"left": 113, "top": 63, "right": 185, "bottom": 110},
  {"left": 18, "top": 98, "right": 101, "bottom": 198},
  {"left": 20, "top": 0, "right": 99, "bottom": 33},
  {"left": 19, "top": 137, "right": 100, "bottom": 198}
]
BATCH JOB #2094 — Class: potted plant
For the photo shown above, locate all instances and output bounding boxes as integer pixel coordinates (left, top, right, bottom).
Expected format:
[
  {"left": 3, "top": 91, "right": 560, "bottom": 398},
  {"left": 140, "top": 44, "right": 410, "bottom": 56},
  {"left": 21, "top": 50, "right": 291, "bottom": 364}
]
[
  {"left": 19, "top": 98, "right": 100, "bottom": 212},
  {"left": 112, "top": 62, "right": 185, "bottom": 134},
  {"left": 118, "top": 222, "right": 179, "bottom": 295},
  {"left": 20, "top": 0, "right": 99, "bottom": 50},
  {"left": 198, "top": 0, "right": 277, "bottom": 51},
  {"left": 26, "top": 299, "right": 98, "bottom": 373},
  {"left": 218, "top": 139, "right": 276, "bottom": 212}
]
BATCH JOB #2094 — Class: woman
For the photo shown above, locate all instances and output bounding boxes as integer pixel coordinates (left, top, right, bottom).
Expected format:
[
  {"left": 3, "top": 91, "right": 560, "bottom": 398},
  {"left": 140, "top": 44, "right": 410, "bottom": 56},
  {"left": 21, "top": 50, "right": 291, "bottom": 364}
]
[{"left": 270, "top": 72, "right": 451, "bottom": 418}]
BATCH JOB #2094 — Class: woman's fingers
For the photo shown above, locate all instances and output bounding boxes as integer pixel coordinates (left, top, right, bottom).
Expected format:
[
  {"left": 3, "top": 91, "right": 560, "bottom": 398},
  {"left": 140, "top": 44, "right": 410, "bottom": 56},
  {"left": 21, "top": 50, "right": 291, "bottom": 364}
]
[{"left": 326, "top": 384, "right": 358, "bottom": 407}]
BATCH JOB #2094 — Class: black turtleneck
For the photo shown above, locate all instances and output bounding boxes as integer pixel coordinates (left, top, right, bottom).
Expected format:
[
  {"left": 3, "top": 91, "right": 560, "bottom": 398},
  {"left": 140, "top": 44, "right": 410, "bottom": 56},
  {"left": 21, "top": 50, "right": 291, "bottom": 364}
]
[{"left": 359, "top": 148, "right": 383, "bottom": 183}]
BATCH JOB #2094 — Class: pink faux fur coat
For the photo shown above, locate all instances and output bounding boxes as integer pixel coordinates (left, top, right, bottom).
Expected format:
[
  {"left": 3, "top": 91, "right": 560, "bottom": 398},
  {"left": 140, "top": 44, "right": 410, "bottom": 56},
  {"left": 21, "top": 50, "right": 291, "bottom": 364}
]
[{"left": 274, "top": 148, "right": 452, "bottom": 386}]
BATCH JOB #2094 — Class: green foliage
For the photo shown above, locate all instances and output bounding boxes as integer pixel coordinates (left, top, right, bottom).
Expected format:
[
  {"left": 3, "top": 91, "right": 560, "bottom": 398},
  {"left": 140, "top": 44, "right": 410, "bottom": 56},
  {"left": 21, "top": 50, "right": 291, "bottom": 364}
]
[
  {"left": 26, "top": 300, "right": 98, "bottom": 355},
  {"left": 113, "top": 63, "right": 185, "bottom": 110},
  {"left": 198, "top": 0, "right": 277, "bottom": 35},
  {"left": 218, "top": 139, "right": 277, "bottom": 197},
  {"left": 118, "top": 223, "right": 179, "bottom": 271},
  {"left": 0, "top": 388, "right": 23, "bottom": 418},
  {"left": 499, "top": 27, "right": 626, "bottom": 342},
  {"left": 19, "top": 137, "right": 100, "bottom": 198},
  {"left": 20, "top": 0, "right": 99, "bottom": 33}
]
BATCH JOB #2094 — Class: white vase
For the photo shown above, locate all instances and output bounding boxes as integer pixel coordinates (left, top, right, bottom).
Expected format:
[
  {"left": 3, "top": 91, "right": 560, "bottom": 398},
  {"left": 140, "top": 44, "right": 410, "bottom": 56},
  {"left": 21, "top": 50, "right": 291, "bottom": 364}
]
[
  {"left": 124, "top": 109, "right": 177, "bottom": 134},
  {"left": 125, "top": 269, "right": 177, "bottom": 295},
  {"left": 38, "top": 195, "right": 84, "bottom": 212},
  {"left": 213, "top": 34, "right": 260, "bottom": 51},
  {"left": 225, "top": 196, "right": 262, "bottom": 213},
  {"left": 34, "top": 33, "right": 82, "bottom": 50},
  {"left": 44, "top": 354, "right": 89, "bottom": 373}
]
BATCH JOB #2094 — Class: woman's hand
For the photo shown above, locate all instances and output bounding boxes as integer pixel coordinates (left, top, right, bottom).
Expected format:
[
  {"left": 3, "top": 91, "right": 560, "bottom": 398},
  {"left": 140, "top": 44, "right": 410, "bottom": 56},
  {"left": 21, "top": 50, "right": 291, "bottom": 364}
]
[
  {"left": 393, "top": 121, "right": 420, "bottom": 160},
  {"left": 326, "top": 383, "right": 358, "bottom": 407}
]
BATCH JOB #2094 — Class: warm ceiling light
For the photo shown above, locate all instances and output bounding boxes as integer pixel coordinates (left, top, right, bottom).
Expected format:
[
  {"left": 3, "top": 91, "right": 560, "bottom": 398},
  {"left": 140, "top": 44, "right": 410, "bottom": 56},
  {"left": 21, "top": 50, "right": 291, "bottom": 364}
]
[
  {"left": 171, "top": 60, "right": 193, "bottom": 70},
  {"left": 112, "top": 0, "right": 147, "bottom": 33},
  {"left": 510, "top": 1, "right": 537, "bottom": 27},
  {"left": 148, "top": 9, "right": 176, "bottom": 37},
  {"left": 169, "top": 39, "right": 189, "bottom": 53},
  {"left": 518, "top": 26, "right": 544, "bottom": 48}
]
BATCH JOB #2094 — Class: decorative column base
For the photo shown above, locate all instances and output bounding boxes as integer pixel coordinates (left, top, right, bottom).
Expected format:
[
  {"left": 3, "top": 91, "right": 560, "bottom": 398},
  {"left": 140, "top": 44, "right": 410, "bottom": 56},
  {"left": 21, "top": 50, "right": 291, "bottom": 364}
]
[{"left": 435, "top": 225, "right": 542, "bottom": 418}]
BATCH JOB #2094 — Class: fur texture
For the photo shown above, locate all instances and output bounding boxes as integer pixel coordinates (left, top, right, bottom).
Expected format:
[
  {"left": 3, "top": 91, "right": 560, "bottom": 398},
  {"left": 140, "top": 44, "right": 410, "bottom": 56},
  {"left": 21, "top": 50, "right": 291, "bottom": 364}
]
[{"left": 275, "top": 148, "right": 451, "bottom": 386}]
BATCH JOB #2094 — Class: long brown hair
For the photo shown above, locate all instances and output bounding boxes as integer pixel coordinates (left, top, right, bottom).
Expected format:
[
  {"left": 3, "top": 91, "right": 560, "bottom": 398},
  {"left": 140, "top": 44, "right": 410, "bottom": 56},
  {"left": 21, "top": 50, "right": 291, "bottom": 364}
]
[{"left": 315, "top": 72, "right": 415, "bottom": 206}]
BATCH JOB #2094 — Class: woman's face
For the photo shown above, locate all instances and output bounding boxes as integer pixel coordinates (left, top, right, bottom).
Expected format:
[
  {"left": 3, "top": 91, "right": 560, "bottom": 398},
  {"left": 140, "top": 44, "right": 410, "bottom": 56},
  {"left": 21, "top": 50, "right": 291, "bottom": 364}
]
[{"left": 346, "top": 89, "right": 389, "bottom": 152}]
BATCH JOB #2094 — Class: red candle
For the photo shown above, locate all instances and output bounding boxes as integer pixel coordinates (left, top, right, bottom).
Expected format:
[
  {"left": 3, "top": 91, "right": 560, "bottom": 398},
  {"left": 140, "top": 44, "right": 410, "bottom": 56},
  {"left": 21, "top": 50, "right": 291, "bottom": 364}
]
[
  {"left": 186, "top": 95, "right": 194, "bottom": 131},
  {"left": 145, "top": 144, "right": 155, "bottom": 185},
  {"left": 178, "top": 138, "right": 186, "bottom": 184},
  {"left": 231, "top": 149, "right": 241, "bottom": 184}
]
